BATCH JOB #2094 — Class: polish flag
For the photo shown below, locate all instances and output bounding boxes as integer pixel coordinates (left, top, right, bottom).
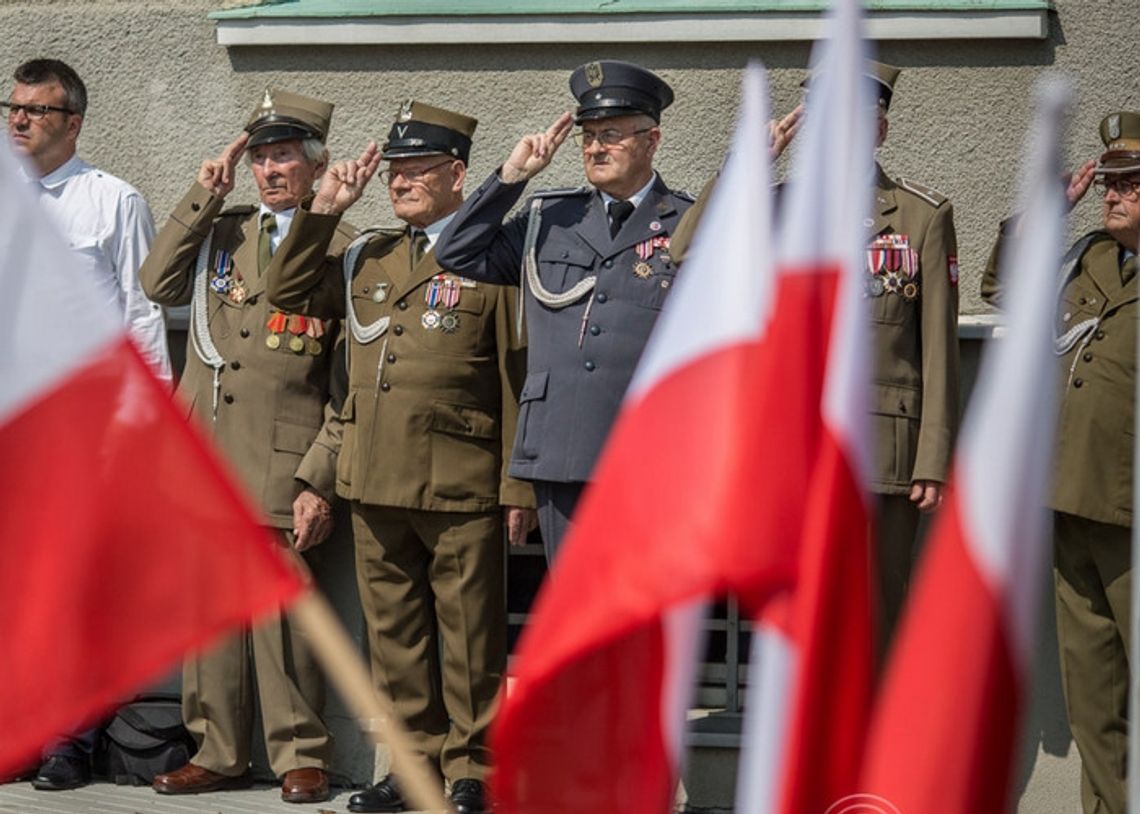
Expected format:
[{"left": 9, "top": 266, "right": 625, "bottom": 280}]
[
  {"left": 490, "top": 64, "right": 802, "bottom": 814},
  {"left": 859, "top": 79, "right": 1071, "bottom": 813},
  {"left": 734, "top": 0, "right": 877, "bottom": 811},
  {"left": 0, "top": 141, "right": 303, "bottom": 777}
]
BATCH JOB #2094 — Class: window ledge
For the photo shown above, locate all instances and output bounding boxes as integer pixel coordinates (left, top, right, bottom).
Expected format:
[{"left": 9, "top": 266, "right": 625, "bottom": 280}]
[{"left": 210, "top": 1, "right": 1052, "bottom": 45}]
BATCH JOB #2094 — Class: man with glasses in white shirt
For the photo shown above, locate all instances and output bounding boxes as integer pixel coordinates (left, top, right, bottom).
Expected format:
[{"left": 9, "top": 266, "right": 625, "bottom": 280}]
[
  {"left": 434, "top": 60, "right": 694, "bottom": 562},
  {"left": 5, "top": 58, "right": 169, "bottom": 384}
]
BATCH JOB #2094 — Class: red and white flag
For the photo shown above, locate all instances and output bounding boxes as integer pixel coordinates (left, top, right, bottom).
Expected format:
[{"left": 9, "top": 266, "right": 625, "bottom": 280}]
[
  {"left": 491, "top": 64, "right": 809, "bottom": 814},
  {"left": 734, "top": 0, "right": 877, "bottom": 810},
  {"left": 859, "top": 79, "right": 1071, "bottom": 813},
  {"left": 0, "top": 142, "right": 303, "bottom": 777}
]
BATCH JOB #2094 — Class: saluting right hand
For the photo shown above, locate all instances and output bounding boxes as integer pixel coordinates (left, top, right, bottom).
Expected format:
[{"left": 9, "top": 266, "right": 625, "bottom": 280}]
[
  {"left": 197, "top": 132, "right": 249, "bottom": 198},
  {"left": 500, "top": 112, "right": 575, "bottom": 185},
  {"left": 1064, "top": 158, "right": 1097, "bottom": 210},
  {"left": 311, "top": 141, "right": 382, "bottom": 216}
]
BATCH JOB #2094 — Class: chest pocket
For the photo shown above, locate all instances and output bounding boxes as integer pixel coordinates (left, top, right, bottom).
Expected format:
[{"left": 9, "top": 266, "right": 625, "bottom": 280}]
[
  {"left": 628, "top": 253, "right": 678, "bottom": 311},
  {"left": 1055, "top": 286, "right": 1102, "bottom": 342},
  {"left": 537, "top": 241, "right": 596, "bottom": 292}
]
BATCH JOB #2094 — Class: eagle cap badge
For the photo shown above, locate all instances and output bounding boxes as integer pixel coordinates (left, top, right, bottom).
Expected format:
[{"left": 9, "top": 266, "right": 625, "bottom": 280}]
[
  {"left": 585, "top": 62, "right": 604, "bottom": 88},
  {"left": 398, "top": 99, "right": 414, "bottom": 122}
]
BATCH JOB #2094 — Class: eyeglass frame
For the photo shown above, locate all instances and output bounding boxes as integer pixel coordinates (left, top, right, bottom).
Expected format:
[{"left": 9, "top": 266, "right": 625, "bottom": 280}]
[
  {"left": 571, "top": 126, "right": 656, "bottom": 149},
  {"left": 1, "top": 101, "right": 77, "bottom": 120},
  {"left": 378, "top": 158, "right": 456, "bottom": 186},
  {"left": 1093, "top": 175, "right": 1140, "bottom": 201}
]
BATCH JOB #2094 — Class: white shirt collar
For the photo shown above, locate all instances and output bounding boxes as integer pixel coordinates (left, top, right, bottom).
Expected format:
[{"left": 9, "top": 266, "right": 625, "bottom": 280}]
[
  {"left": 258, "top": 203, "right": 296, "bottom": 244},
  {"left": 599, "top": 172, "right": 658, "bottom": 212},
  {"left": 38, "top": 154, "right": 86, "bottom": 190}
]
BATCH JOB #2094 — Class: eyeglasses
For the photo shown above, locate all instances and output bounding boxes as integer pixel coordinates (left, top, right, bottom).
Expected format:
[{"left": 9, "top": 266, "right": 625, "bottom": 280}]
[
  {"left": 378, "top": 159, "right": 454, "bottom": 186},
  {"left": 572, "top": 127, "right": 654, "bottom": 148},
  {"left": 1, "top": 101, "right": 75, "bottom": 120},
  {"left": 1094, "top": 177, "right": 1140, "bottom": 201}
]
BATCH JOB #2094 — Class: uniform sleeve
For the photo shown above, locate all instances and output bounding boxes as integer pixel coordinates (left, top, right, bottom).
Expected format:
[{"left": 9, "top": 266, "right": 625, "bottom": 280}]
[
  {"left": 912, "top": 202, "right": 960, "bottom": 484},
  {"left": 434, "top": 169, "right": 532, "bottom": 287},
  {"left": 493, "top": 283, "right": 536, "bottom": 508},
  {"left": 294, "top": 328, "right": 347, "bottom": 502},
  {"left": 139, "top": 183, "right": 227, "bottom": 308},
  {"left": 265, "top": 206, "right": 348, "bottom": 319},
  {"left": 670, "top": 175, "right": 717, "bottom": 266},
  {"left": 114, "top": 190, "right": 171, "bottom": 384},
  {"left": 980, "top": 216, "right": 1021, "bottom": 308}
]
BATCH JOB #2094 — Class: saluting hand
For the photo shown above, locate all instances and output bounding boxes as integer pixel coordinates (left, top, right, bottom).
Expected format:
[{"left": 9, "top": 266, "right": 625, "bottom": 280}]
[
  {"left": 768, "top": 104, "right": 803, "bottom": 160},
  {"left": 197, "top": 132, "right": 249, "bottom": 198},
  {"left": 311, "top": 141, "right": 382, "bottom": 216},
  {"left": 1064, "top": 158, "right": 1097, "bottom": 211},
  {"left": 500, "top": 112, "right": 575, "bottom": 185},
  {"left": 293, "top": 487, "right": 334, "bottom": 551}
]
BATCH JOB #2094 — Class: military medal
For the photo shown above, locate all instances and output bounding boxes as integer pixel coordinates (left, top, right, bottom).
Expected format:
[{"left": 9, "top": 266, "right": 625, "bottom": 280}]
[
  {"left": 306, "top": 337, "right": 322, "bottom": 355},
  {"left": 633, "top": 261, "right": 652, "bottom": 279},
  {"left": 902, "top": 282, "right": 919, "bottom": 301},
  {"left": 265, "top": 310, "right": 288, "bottom": 349},
  {"left": 287, "top": 336, "right": 304, "bottom": 353},
  {"left": 422, "top": 310, "right": 441, "bottom": 330},
  {"left": 440, "top": 312, "right": 460, "bottom": 333},
  {"left": 867, "top": 276, "right": 886, "bottom": 298},
  {"left": 266, "top": 334, "right": 281, "bottom": 349},
  {"left": 372, "top": 283, "right": 389, "bottom": 303},
  {"left": 441, "top": 277, "right": 461, "bottom": 310},
  {"left": 286, "top": 314, "right": 308, "bottom": 353},
  {"left": 210, "top": 250, "right": 234, "bottom": 294},
  {"left": 883, "top": 271, "right": 902, "bottom": 294}
]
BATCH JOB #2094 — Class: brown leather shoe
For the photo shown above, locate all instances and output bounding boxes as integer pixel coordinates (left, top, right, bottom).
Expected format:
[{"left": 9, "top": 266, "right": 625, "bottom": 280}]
[
  {"left": 153, "top": 763, "right": 250, "bottom": 795},
  {"left": 282, "top": 767, "right": 330, "bottom": 804}
]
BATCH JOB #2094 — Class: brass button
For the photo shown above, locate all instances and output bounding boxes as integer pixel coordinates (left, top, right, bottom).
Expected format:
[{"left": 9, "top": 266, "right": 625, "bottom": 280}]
[{"left": 380, "top": 382, "right": 391, "bottom": 392}]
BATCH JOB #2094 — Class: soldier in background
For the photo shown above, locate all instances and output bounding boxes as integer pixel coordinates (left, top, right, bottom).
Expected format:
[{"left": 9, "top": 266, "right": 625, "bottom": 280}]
[
  {"left": 267, "top": 101, "right": 534, "bottom": 814},
  {"left": 140, "top": 89, "right": 356, "bottom": 805},
  {"left": 434, "top": 60, "right": 694, "bottom": 562},
  {"left": 982, "top": 113, "right": 1136, "bottom": 814}
]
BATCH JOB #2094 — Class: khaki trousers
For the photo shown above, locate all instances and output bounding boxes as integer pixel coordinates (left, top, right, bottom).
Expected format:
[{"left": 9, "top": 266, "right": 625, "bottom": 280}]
[
  {"left": 351, "top": 503, "right": 506, "bottom": 783},
  {"left": 1054, "top": 511, "right": 1132, "bottom": 814},
  {"left": 875, "top": 493, "right": 921, "bottom": 662},
  {"left": 181, "top": 530, "right": 330, "bottom": 777}
]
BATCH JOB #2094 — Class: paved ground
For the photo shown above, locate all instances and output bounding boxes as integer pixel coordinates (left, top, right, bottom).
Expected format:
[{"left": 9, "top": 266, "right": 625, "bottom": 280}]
[{"left": 0, "top": 782, "right": 395, "bottom": 814}]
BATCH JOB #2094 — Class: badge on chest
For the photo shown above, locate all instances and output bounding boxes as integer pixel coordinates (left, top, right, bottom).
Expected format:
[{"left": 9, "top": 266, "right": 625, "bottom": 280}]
[
  {"left": 422, "top": 273, "right": 476, "bottom": 333},
  {"left": 866, "top": 234, "right": 919, "bottom": 300},
  {"left": 209, "top": 249, "right": 248, "bottom": 304}
]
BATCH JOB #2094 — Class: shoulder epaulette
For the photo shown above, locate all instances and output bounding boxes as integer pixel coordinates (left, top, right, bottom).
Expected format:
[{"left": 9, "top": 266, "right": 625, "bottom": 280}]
[
  {"left": 531, "top": 186, "right": 592, "bottom": 199},
  {"left": 671, "top": 188, "right": 697, "bottom": 203},
  {"left": 219, "top": 204, "right": 257, "bottom": 217},
  {"left": 896, "top": 177, "right": 949, "bottom": 208}
]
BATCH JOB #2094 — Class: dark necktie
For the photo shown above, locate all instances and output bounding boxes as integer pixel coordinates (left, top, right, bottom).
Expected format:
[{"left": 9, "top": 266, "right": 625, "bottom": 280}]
[
  {"left": 608, "top": 199, "right": 635, "bottom": 238},
  {"left": 257, "top": 213, "right": 277, "bottom": 275},
  {"left": 1122, "top": 255, "right": 1137, "bottom": 286},
  {"left": 411, "top": 230, "right": 430, "bottom": 267}
]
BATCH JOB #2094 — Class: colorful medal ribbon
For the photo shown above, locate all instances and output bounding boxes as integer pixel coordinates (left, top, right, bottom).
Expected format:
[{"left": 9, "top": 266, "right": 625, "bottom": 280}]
[
  {"left": 210, "top": 249, "right": 233, "bottom": 293},
  {"left": 266, "top": 310, "right": 288, "bottom": 333},
  {"left": 425, "top": 275, "right": 444, "bottom": 309},
  {"left": 441, "top": 277, "right": 461, "bottom": 310}
]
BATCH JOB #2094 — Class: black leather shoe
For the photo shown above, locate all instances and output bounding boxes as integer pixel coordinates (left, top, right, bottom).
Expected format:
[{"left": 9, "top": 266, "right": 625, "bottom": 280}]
[
  {"left": 347, "top": 775, "right": 405, "bottom": 812},
  {"left": 31, "top": 755, "right": 90, "bottom": 791},
  {"left": 450, "top": 778, "right": 490, "bottom": 814}
]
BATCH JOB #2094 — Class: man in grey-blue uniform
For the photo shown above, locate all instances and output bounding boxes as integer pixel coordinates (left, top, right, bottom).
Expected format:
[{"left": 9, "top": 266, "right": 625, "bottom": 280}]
[{"left": 435, "top": 60, "right": 693, "bottom": 561}]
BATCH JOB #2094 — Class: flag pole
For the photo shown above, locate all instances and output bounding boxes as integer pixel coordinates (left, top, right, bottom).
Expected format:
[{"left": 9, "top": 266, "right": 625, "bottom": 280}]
[{"left": 291, "top": 587, "right": 453, "bottom": 813}]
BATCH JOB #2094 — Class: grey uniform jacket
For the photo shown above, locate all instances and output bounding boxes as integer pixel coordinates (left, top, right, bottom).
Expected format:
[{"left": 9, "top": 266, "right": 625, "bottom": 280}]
[{"left": 435, "top": 170, "right": 694, "bottom": 483}]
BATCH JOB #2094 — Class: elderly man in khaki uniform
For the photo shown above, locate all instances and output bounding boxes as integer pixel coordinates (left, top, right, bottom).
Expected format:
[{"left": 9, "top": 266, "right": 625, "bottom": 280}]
[
  {"left": 983, "top": 113, "right": 1140, "bottom": 814},
  {"left": 266, "top": 101, "right": 535, "bottom": 814},
  {"left": 673, "top": 63, "right": 959, "bottom": 655},
  {"left": 140, "top": 89, "right": 357, "bottom": 804}
]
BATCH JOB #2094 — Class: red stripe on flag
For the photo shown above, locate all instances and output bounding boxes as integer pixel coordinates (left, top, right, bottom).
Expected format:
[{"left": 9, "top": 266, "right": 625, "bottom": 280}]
[
  {"left": 860, "top": 484, "right": 1021, "bottom": 813},
  {"left": 0, "top": 338, "right": 302, "bottom": 776}
]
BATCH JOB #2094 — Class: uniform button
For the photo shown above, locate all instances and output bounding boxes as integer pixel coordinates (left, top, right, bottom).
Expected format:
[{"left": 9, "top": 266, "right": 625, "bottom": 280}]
[
  {"left": 380, "top": 382, "right": 391, "bottom": 392},
  {"left": 1062, "top": 312, "right": 1071, "bottom": 322},
  {"left": 1079, "top": 297, "right": 1087, "bottom": 305},
  {"left": 394, "top": 325, "right": 404, "bottom": 335},
  {"left": 1083, "top": 352, "right": 1093, "bottom": 362},
  {"left": 585, "top": 360, "right": 596, "bottom": 371},
  {"left": 230, "top": 360, "right": 241, "bottom": 370},
  {"left": 1073, "top": 378, "right": 1083, "bottom": 388},
  {"left": 387, "top": 353, "right": 396, "bottom": 363},
  {"left": 399, "top": 301, "right": 409, "bottom": 310},
  {"left": 1096, "top": 330, "right": 1106, "bottom": 340},
  {"left": 247, "top": 295, "right": 258, "bottom": 305},
  {"left": 191, "top": 202, "right": 201, "bottom": 211},
  {"left": 240, "top": 328, "right": 250, "bottom": 338},
  {"left": 362, "top": 286, "right": 370, "bottom": 294},
  {"left": 223, "top": 393, "right": 234, "bottom": 404},
  {"left": 589, "top": 324, "right": 600, "bottom": 336},
  {"left": 596, "top": 292, "right": 608, "bottom": 303},
  {"left": 603, "top": 260, "right": 614, "bottom": 269}
]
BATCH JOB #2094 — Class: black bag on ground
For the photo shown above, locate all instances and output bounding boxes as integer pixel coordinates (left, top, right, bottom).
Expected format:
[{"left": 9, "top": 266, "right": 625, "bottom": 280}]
[{"left": 98, "top": 696, "right": 195, "bottom": 785}]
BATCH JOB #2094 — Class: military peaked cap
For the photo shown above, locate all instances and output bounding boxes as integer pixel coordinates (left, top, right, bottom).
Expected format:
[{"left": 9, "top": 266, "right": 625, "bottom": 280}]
[
  {"left": 381, "top": 100, "right": 478, "bottom": 164},
  {"left": 569, "top": 60, "right": 674, "bottom": 124},
  {"left": 245, "top": 88, "right": 333, "bottom": 148}
]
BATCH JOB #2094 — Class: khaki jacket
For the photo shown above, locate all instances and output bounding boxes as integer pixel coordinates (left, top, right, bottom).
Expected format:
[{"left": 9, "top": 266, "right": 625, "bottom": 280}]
[
  {"left": 266, "top": 207, "right": 534, "bottom": 513},
  {"left": 140, "top": 184, "right": 356, "bottom": 527},
  {"left": 670, "top": 167, "right": 960, "bottom": 494},
  {"left": 984, "top": 227, "right": 1135, "bottom": 526}
]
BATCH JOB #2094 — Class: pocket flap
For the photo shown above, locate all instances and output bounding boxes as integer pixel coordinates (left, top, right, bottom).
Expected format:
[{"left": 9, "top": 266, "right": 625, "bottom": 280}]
[
  {"left": 431, "top": 402, "right": 497, "bottom": 440},
  {"left": 871, "top": 383, "right": 921, "bottom": 418},
  {"left": 538, "top": 241, "right": 596, "bottom": 268},
  {"left": 273, "top": 419, "right": 317, "bottom": 454},
  {"left": 519, "top": 370, "right": 549, "bottom": 403}
]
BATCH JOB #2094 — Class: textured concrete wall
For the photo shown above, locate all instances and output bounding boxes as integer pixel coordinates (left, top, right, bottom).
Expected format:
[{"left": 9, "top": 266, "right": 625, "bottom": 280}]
[{"left": 2, "top": 0, "right": 1136, "bottom": 803}]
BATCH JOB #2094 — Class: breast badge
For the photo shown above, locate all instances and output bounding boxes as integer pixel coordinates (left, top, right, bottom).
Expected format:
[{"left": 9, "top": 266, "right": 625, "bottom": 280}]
[{"left": 866, "top": 234, "right": 918, "bottom": 299}]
